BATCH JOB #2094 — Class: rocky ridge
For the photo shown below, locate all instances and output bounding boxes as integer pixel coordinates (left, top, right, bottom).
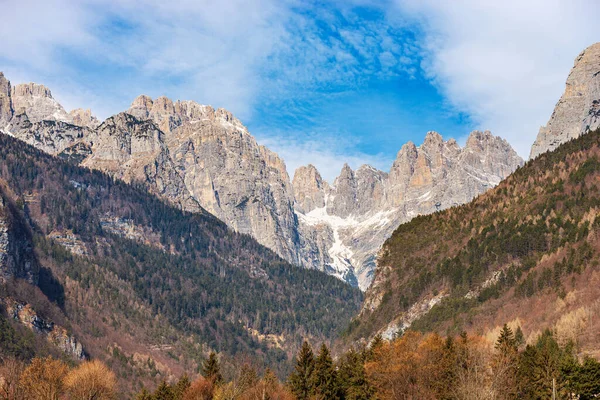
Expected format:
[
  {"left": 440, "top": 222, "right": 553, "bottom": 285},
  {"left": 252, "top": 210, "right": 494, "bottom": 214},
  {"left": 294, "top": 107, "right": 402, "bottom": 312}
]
[
  {"left": 530, "top": 42, "right": 600, "bottom": 158},
  {"left": 0, "top": 73, "right": 523, "bottom": 289}
]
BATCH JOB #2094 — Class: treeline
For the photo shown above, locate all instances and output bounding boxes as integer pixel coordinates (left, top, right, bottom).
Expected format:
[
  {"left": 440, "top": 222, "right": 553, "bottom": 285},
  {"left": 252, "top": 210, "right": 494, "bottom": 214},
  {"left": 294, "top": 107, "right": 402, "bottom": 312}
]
[
  {"left": 286, "top": 326, "right": 600, "bottom": 399},
  {"left": 4, "top": 326, "right": 599, "bottom": 399}
]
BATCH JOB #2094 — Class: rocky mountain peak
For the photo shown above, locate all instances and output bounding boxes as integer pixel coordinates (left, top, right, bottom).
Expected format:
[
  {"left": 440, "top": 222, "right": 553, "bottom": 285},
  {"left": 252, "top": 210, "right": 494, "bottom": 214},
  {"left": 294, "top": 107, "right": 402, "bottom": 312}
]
[
  {"left": 68, "top": 108, "right": 100, "bottom": 129},
  {"left": 422, "top": 130, "right": 443, "bottom": 148},
  {"left": 128, "top": 94, "right": 153, "bottom": 119},
  {"left": 12, "top": 82, "right": 53, "bottom": 99},
  {"left": 530, "top": 42, "right": 600, "bottom": 158},
  {"left": 10, "top": 82, "right": 70, "bottom": 123},
  {"left": 293, "top": 164, "right": 329, "bottom": 214}
]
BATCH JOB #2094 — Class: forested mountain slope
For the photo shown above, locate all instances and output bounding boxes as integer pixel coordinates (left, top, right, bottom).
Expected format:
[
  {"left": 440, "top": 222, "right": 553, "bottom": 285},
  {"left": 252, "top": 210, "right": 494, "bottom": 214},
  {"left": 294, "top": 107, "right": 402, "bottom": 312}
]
[
  {"left": 0, "top": 133, "right": 362, "bottom": 393},
  {"left": 350, "top": 128, "right": 600, "bottom": 358}
]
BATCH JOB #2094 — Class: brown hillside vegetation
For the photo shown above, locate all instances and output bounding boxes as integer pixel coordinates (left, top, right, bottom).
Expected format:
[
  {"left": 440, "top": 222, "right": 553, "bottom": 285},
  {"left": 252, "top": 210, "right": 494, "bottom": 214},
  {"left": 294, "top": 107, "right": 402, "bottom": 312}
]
[{"left": 350, "top": 128, "right": 600, "bottom": 358}]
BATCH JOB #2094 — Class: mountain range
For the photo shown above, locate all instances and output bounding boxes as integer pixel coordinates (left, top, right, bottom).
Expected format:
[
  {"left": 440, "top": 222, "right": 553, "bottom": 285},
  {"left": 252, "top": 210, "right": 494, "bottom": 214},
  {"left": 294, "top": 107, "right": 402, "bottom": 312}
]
[{"left": 0, "top": 72, "right": 523, "bottom": 290}]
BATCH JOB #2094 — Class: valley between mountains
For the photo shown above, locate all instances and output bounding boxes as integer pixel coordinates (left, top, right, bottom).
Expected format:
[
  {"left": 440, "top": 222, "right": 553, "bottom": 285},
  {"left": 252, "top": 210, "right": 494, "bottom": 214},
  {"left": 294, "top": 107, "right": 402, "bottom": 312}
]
[{"left": 1, "top": 35, "right": 600, "bottom": 399}]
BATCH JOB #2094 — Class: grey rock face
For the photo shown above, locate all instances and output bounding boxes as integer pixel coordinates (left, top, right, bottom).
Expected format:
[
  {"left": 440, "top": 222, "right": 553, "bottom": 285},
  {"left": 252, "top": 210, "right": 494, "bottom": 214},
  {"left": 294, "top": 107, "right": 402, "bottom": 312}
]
[
  {"left": 69, "top": 108, "right": 100, "bottom": 129},
  {"left": 292, "top": 165, "right": 329, "bottom": 214},
  {"left": 530, "top": 42, "right": 600, "bottom": 158},
  {"left": 10, "top": 110, "right": 93, "bottom": 155},
  {"left": 163, "top": 107, "right": 301, "bottom": 264},
  {"left": 2, "top": 297, "right": 85, "bottom": 359},
  {"left": 83, "top": 113, "right": 201, "bottom": 212},
  {"left": 11, "top": 82, "right": 71, "bottom": 123}
]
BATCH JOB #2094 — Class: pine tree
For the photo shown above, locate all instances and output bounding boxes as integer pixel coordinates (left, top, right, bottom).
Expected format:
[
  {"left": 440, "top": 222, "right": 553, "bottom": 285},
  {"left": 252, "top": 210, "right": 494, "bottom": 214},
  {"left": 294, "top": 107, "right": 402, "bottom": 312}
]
[
  {"left": 173, "top": 374, "right": 191, "bottom": 399},
  {"left": 570, "top": 356, "right": 600, "bottom": 399},
  {"left": 337, "top": 348, "right": 374, "bottom": 400},
  {"left": 152, "top": 381, "right": 174, "bottom": 400},
  {"left": 288, "top": 341, "right": 316, "bottom": 400},
  {"left": 518, "top": 329, "right": 573, "bottom": 399},
  {"left": 201, "top": 352, "right": 223, "bottom": 384},
  {"left": 493, "top": 324, "right": 519, "bottom": 399},
  {"left": 312, "top": 343, "right": 339, "bottom": 399},
  {"left": 495, "top": 324, "right": 516, "bottom": 352},
  {"left": 515, "top": 326, "right": 525, "bottom": 348},
  {"left": 365, "top": 334, "right": 384, "bottom": 361}
]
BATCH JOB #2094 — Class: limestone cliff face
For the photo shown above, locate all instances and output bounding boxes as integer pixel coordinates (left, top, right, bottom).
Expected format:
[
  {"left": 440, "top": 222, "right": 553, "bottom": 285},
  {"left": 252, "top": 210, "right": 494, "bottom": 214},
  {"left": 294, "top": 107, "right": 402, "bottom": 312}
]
[
  {"left": 294, "top": 130, "right": 523, "bottom": 289},
  {"left": 157, "top": 103, "right": 301, "bottom": 264},
  {"left": 11, "top": 83, "right": 71, "bottom": 123},
  {"left": 10, "top": 110, "right": 93, "bottom": 155},
  {"left": 83, "top": 113, "right": 201, "bottom": 212},
  {"left": 69, "top": 108, "right": 100, "bottom": 129},
  {"left": 293, "top": 165, "right": 330, "bottom": 214},
  {"left": 0, "top": 72, "right": 524, "bottom": 290},
  {"left": 530, "top": 42, "right": 600, "bottom": 158}
]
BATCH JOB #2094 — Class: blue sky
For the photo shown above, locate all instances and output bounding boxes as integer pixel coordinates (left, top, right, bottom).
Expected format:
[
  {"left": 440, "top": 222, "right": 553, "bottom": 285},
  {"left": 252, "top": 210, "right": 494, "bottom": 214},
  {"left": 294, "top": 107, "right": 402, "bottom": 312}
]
[{"left": 1, "top": 0, "right": 600, "bottom": 181}]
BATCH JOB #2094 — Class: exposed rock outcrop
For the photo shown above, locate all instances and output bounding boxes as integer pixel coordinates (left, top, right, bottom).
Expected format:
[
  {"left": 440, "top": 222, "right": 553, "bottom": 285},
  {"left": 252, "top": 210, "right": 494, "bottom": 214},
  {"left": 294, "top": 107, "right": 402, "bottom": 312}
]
[
  {"left": 69, "top": 108, "right": 100, "bottom": 129},
  {"left": 2, "top": 297, "right": 85, "bottom": 359},
  {"left": 530, "top": 42, "right": 600, "bottom": 158},
  {"left": 11, "top": 83, "right": 71, "bottom": 123}
]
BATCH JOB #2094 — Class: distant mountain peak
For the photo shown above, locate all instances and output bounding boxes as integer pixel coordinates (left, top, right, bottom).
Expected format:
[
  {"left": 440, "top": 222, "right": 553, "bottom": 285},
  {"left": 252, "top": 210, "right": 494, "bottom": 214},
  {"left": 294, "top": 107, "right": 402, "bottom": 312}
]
[{"left": 530, "top": 42, "right": 600, "bottom": 158}]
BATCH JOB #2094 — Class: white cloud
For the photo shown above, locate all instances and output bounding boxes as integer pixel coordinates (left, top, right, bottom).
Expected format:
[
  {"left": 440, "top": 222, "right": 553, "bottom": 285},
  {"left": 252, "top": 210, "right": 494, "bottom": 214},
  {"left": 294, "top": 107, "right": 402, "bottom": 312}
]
[{"left": 392, "top": 0, "right": 600, "bottom": 159}]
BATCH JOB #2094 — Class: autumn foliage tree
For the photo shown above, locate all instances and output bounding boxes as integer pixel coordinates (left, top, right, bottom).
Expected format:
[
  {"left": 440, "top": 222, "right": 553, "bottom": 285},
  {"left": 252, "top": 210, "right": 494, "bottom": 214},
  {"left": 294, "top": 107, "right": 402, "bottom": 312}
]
[
  {"left": 19, "top": 357, "right": 69, "bottom": 400},
  {"left": 64, "top": 359, "right": 117, "bottom": 400}
]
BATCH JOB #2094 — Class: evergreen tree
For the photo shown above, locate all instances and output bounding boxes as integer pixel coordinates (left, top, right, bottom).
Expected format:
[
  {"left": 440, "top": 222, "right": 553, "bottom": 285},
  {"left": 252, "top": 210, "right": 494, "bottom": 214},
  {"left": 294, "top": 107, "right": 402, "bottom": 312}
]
[
  {"left": 201, "top": 352, "right": 223, "bottom": 384},
  {"left": 152, "top": 381, "right": 174, "bottom": 400},
  {"left": 495, "top": 324, "right": 516, "bottom": 352},
  {"left": 337, "top": 348, "right": 374, "bottom": 400},
  {"left": 312, "top": 343, "right": 339, "bottom": 399},
  {"left": 288, "top": 341, "right": 316, "bottom": 400},
  {"left": 515, "top": 326, "right": 525, "bottom": 348},
  {"left": 493, "top": 324, "right": 519, "bottom": 399},
  {"left": 173, "top": 374, "right": 191, "bottom": 399},
  {"left": 570, "top": 357, "right": 600, "bottom": 399},
  {"left": 518, "top": 329, "right": 574, "bottom": 399},
  {"left": 365, "top": 334, "right": 384, "bottom": 361}
]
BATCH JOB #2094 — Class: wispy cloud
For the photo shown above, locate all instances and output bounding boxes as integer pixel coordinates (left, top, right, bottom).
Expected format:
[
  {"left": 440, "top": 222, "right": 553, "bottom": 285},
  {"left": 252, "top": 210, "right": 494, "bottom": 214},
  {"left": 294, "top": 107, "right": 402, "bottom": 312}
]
[{"left": 392, "top": 0, "right": 600, "bottom": 159}]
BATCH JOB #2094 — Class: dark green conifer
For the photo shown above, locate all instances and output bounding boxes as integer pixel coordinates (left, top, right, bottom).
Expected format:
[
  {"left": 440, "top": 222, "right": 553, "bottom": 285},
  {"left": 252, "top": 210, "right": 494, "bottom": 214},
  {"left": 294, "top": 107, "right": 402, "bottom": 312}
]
[
  {"left": 152, "top": 381, "right": 174, "bottom": 400},
  {"left": 337, "top": 348, "right": 374, "bottom": 400},
  {"left": 288, "top": 341, "right": 315, "bottom": 400},
  {"left": 201, "top": 352, "right": 223, "bottom": 384},
  {"left": 173, "top": 374, "right": 191, "bottom": 399},
  {"left": 312, "top": 343, "right": 339, "bottom": 399}
]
